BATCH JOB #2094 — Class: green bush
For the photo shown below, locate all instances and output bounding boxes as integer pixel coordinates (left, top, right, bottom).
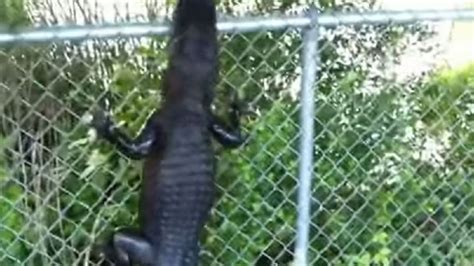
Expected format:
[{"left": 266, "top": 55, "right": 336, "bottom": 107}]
[
  {"left": 1, "top": 0, "right": 472, "bottom": 265},
  {"left": 308, "top": 63, "right": 474, "bottom": 265}
]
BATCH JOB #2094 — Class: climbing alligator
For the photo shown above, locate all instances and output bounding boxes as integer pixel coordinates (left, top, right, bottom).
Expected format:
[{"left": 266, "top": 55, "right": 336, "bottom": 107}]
[{"left": 90, "top": 0, "right": 246, "bottom": 265}]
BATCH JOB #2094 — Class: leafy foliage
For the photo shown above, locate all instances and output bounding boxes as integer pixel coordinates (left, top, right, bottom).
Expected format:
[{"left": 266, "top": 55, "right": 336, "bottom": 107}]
[{"left": 0, "top": 0, "right": 473, "bottom": 265}]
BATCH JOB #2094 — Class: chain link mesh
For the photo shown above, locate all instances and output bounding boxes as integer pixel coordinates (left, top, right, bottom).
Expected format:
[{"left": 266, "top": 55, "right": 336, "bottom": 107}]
[{"left": 1, "top": 7, "right": 473, "bottom": 266}]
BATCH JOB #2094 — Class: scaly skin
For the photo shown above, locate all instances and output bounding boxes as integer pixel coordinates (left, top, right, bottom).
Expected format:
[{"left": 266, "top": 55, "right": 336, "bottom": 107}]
[{"left": 90, "top": 0, "right": 246, "bottom": 265}]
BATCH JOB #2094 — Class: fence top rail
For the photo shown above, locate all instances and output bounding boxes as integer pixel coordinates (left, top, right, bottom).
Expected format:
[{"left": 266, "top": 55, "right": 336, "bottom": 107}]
[{"left": 0, "top": 9, "right": 473, "bottom": 44}]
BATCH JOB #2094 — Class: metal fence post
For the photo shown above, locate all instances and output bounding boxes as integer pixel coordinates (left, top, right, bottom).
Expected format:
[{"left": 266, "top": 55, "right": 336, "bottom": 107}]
[{"left": 294, "top": 7, "right": 319, "bottom": 266}]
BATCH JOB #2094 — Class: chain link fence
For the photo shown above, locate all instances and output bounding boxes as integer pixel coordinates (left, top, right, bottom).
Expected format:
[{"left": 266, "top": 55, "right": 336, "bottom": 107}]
[{"left": 0, "top": 4, "right": 473, "bottom": 266}]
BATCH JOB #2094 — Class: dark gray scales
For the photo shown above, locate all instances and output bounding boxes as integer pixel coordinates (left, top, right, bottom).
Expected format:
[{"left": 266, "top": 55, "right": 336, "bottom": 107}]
[{"left": 90, "top": 0, "right": 246, "bottom": 265}]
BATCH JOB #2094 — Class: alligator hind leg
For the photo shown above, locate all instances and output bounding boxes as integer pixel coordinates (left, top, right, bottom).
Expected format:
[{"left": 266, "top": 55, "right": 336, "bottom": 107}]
[{"left": 99, "top": 228, "right": 153, "bottom": 266}]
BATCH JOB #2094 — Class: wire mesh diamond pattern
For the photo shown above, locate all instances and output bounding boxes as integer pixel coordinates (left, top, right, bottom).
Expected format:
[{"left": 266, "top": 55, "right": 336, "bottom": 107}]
[{"left": 1, "top": 6, "right": 474, "bottom": 266}]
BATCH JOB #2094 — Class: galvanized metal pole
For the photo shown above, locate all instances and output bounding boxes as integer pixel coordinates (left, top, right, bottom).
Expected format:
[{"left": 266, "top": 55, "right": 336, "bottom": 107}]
[{"left": 294, "top": 7, "right": 318, "bottom": 266}]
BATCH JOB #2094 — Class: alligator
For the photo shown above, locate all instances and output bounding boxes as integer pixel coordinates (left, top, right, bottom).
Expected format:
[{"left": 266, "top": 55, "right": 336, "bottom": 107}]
[{"left": 90, "top": 0, "right": 246, "bottom": 265}]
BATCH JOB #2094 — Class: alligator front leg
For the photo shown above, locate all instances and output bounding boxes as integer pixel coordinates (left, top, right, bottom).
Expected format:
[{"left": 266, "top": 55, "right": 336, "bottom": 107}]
[
  {"left": 91, "top": 109, "right": 163, "bottom": 160},
  {"left": 99, "top": 228, "right": 154, "bottom": 266},
  {"left": 209, "top": 101, "right": 247, "bottom": 148}
]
